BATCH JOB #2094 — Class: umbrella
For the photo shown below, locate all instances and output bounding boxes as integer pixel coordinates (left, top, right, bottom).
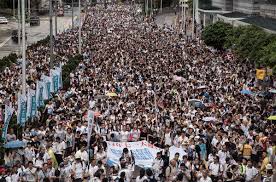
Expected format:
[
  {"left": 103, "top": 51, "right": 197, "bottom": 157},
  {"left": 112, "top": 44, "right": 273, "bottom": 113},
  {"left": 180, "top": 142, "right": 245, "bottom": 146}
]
[
  {"left": 267, "top": 116, "right": 276, "bottom": 120},
  {"left": 188, "top": 99, "right": 204, "bottom": 108},
  {"left": 269, "top": 89, "right": 276, "bottom": 94},
  {"left": 106, "top": 92, "right": 118, "bottom": 97},
  {"left": 240, "top": 89, "right": 253, "bottom": 95},
  {"left": 202, "top": 117, "right": 217, "bottom": 122},
  {"left": 4, "top": 140, "right": 26, "bottom": 149}
]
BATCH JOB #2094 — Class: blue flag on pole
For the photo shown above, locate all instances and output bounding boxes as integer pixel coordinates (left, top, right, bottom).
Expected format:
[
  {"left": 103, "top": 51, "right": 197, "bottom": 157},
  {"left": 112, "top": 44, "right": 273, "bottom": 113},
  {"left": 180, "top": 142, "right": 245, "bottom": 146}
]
[
  {"left": 36, "top": 80, "right": 44, "bottom": 107},
  {"left": 41, "top": 75, "right": 53, "bottom": 99},
  {"left": 27, "top": 88, "right": 37, "bottom": 118},
  {"left": 17, "top": 93, "right": 27, "bottom": 126},
  {"left": 2, "top": 104, "right": 14, "bottom": 141}
]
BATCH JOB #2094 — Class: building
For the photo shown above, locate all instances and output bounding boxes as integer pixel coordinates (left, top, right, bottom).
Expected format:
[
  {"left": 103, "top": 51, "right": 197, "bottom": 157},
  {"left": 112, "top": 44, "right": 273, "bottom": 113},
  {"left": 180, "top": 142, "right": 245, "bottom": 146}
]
[{"left": 197, "top": 0, "right": 276, "bottom": 33}]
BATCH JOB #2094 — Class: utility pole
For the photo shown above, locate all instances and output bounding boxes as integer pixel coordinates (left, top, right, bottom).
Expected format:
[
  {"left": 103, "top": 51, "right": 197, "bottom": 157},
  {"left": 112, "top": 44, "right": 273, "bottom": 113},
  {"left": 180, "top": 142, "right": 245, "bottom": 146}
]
[
  {"left": 184, "top": 0, "right": 186, "bottom": 33},
  {"left": 78, "top": 0, "right": 81, "bottom": 54},
  {"left": 21, "top": 0, "right": 26, "bottom": 96},
  {"left": 13, "top": 0, "right": 15, "bottom": 18},
  {"left": 18, "top": 0, "right": 21, "bottom": 54},
  {"left": 50, "top": 0, "right": 54, "bottom": 69},
  {"left": 55, "top": 0, "right": 58, "bottom": 35},
  {"left": 145, "top": 0, "right": 148, "bottom": 16},
  {"left": 160, "top": 0, "right": 162, "bottom": 13},
  {"left": 192, "top": 0, "right": 195, "bottom": 39},
  {"left": 72, "top": 0, "right": 74, "bottom": 28},
  {"left": 150, "top": 0, "right": 152, "bottom": 17},
  {"left": 28, "top": 0, "right": 30, "bottom": 22}
]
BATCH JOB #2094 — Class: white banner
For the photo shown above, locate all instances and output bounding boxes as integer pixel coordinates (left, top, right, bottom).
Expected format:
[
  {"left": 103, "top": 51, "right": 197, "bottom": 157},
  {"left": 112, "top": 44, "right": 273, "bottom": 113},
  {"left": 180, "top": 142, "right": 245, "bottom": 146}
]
[
  {"left": 169, "top": 146, "right": 187, "bottom": 161},
  {"left": 87, "top": 110, "right": 94, "bottom": 148},
  {"left": 106, "top": 141, "right": 162, "bottom": 168}
]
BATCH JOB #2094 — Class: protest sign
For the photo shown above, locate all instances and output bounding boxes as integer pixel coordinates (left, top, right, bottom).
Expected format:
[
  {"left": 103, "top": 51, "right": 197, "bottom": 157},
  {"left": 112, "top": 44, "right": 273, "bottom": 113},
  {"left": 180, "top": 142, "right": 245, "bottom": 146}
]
[
  {"left": 106, "top": 140, "right": 162, "bottom": 168},
  {"left": 169, "top": 146, "right": 187, "bottom": 160}
]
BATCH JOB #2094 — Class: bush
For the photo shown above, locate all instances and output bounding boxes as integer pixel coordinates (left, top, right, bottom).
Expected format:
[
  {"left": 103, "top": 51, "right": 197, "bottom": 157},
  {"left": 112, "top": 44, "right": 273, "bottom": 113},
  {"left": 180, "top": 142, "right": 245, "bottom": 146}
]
[
  {"left": 202, "top": 21, "right": 233, "bottom": 50},
  {"left": 62, "top": 54, "right": 83, "bottom": 89},
  {"left": 0, "top": 53, "right": 18, "bottom": 71}
]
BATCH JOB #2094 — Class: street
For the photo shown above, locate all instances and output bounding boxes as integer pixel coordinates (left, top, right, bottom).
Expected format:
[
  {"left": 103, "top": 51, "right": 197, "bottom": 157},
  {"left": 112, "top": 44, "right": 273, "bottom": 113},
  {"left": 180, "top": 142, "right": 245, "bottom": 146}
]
[{"left": 0, "top": 8, "right": 78, "bottom": 59}]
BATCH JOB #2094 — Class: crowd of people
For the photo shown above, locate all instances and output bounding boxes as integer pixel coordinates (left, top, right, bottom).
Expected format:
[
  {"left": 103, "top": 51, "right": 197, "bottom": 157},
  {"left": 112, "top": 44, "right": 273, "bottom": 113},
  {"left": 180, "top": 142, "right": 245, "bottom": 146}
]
[{"left": 0, "top": 3, "right": 275, "bottom": 182}]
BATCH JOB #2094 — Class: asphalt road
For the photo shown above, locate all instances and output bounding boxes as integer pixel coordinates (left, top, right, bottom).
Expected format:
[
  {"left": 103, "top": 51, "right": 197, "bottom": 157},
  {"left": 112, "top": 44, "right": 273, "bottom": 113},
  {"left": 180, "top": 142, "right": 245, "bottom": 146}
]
[{"left": 0, "top": 9, "right": 78, "bottom": 59}]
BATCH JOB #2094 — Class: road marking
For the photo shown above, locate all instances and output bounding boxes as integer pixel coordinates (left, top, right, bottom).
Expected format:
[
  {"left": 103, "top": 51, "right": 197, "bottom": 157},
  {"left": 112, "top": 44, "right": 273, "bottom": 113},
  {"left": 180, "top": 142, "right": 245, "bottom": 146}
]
[{"left": 0, "top": 36, "right": 11, "bottom": 48}]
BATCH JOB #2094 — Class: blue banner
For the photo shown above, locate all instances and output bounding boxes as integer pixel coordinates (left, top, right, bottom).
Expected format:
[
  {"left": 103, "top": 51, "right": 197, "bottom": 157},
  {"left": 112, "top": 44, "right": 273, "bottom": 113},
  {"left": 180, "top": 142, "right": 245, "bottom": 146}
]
[
  {"left": 27, "top": 89, "right": 36, "bottom": 118},
  {"left": 50, "top": 67, "right": 62, "bottom": 92},
  {"left": 36, "top": 80, "right": 44, "bottom": 107},
  {"left": 2, "top": 104, "right": 14, "bottom": 141},
  {"left": 41, "top": 75, "right": 53, "bottom": 100},
  {"left": 17, "top": 93, "right": 27, "bottom": 126}
]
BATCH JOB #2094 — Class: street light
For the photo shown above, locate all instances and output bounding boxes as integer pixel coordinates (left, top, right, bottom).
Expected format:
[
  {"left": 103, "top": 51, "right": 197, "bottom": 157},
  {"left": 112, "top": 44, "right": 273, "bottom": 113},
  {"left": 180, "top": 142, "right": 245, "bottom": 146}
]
[
  {"left": 50, "top": 0, "right": 54, "bottom": 69},
  {"left": 17, "top": 0, "right": 21, "bottom": 54},
  {"left": 78, "top": 0, "right": 81, "bottom": 54},
  {"left": 21, "top": 0, "right": 26, "bottom": 96}
]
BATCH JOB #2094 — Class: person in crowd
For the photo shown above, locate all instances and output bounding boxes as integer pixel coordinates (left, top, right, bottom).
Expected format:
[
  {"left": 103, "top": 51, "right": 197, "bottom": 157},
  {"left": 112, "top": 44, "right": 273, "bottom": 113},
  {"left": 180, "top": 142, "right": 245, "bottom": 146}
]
[{"left": 1, "top": 3, "right": 275, "bottom": 182}]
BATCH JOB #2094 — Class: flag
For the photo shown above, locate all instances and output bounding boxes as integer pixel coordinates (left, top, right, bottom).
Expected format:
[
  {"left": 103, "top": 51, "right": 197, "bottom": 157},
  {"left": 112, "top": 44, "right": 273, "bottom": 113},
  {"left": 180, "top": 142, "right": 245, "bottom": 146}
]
[
  {"left": 55, "top": 64, "right": 63, "bottom": 89},
  {"left": 87, "top": 110, "right": 94, "bottom": 148},
  {"left": 36, "top": 80, "right": 44, "bottom": 107},
  {"left": 256, "top": 69, "right": 266, "bottom": 80},
  {"left": 26, "top": 88, "right": 36, "bottom": 118},
  {"left": 2, "top": 104, "right": 14, "bottom": 141},
  {"left": 17, "top": 93, "right": 27, "bottom": 126},
  {"left": 50, "top": 66, "right": 63, "bottom": 92},
  {"left": 48, "top": 148, "right": 58, "bottom": 169},
  {"left": 41, "top": 75, "right": 53, "bottom": 99}
]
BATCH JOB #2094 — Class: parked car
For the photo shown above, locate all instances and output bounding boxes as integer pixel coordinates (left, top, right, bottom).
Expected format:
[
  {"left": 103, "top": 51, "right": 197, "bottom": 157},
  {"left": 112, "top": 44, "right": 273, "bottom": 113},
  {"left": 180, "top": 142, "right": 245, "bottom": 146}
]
[
  {"left": 64, "top": 5, "right": 71, "bottom": 10},
  {"left": 0, "top": 17, "right": 8, "bottom": 24},
  {"left": 30, "top": 16, "right": 40, "bottom": 26}
]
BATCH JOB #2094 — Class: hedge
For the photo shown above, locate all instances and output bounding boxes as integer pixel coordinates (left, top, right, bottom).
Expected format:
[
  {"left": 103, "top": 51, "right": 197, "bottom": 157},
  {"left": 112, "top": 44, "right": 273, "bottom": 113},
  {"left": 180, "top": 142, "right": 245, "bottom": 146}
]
[{"left": 202, "top": 21, "right": 276, "bottom": 73}]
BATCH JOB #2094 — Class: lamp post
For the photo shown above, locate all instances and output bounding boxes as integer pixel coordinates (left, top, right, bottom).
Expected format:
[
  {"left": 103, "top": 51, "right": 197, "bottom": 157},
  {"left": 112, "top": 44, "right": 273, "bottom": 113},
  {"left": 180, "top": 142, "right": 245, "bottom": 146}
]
[
  {"left": 50, "top": 0, "right": 54, "bottom": 69},
  {"left": 18, "top": 0, "right": 21, "bottom": 54},
  {"left": 78, "top": 0, "right": 81, "bottom": 54},
  {"left": 21, "top": 0, "right": 26, "bottom": 96}
]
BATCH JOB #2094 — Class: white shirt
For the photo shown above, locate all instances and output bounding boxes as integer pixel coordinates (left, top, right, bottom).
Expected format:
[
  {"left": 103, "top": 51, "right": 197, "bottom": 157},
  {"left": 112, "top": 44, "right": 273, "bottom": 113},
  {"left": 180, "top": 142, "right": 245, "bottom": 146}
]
[
  {"left": 164, "top": 132, "right": 172, "bottom": 146},
  {"left": 136, "top": 175, "right": 147, "bottom": 182},
  {"left": 87, "top": 165, "right": 99, "bottom": 179},
  {"left": 52, "top": 141, "right": 66, "bottom": 154},
  {"left": 199, "top": 176, "right": 212, "bottom": 182},
  {"left": 120, "top": 131, "right": 129, "bottom": 142},
  {"left": 72, "top": 162, "right": 85, "bottom": 179},
  {"left": 245, "top": 166, "right": 258, "bottom": 181},
  {"left": 209, "top": 162, "right": 221, "bottom": 176},
  {"left": 75, "top": 150, "right": 89, "bottom": 163},
  {"left": 24, "top": 167, "right": 37, "bottom": 182},
  {"left": 152, "top": 158, "right": 164, "bottom": 174}
]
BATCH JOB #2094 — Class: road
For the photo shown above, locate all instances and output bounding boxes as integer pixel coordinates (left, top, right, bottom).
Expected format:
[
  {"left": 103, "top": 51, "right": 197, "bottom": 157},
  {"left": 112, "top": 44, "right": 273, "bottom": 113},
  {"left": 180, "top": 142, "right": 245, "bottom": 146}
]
[{"left": 0, "top": 9, "right": 78, "bottom": 59}]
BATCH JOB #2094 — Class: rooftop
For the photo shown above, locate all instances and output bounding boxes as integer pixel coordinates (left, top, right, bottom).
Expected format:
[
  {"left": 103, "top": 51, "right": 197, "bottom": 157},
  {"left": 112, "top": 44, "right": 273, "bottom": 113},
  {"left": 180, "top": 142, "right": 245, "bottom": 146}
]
[
  {"left": 222, "top": 12, "right": 249, "bottom": 18},
  {"left": 241, "top": 16, "right": 276, "bottom": 32}
]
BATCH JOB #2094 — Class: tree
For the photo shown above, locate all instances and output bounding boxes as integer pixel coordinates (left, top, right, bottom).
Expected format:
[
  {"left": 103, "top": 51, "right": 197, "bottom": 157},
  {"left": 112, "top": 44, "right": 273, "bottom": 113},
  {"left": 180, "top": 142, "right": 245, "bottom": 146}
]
[
  {"left": 202, "top": 21, "right": 232, "bottom": 50},
  {"left": 259, "top": 40, "right": 276, "bottom": 72}
]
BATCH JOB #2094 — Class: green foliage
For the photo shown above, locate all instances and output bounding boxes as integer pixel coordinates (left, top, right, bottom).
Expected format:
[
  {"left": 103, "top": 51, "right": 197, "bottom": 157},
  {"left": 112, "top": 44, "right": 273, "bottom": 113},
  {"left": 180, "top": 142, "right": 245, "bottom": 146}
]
[
  {"left": 62, "top": 54, "right": 83, "bottom": 89},
  {"left": 0, "top": 53, "right": 18, "bottom": 71},
  {"left": 202, "top": 21, "right": 233, "bottom": 50},
  {"left": 203, "top": 21, "right": 276, "bottom": 75}
]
